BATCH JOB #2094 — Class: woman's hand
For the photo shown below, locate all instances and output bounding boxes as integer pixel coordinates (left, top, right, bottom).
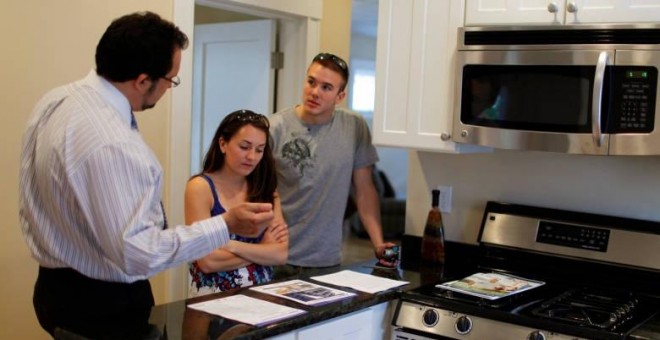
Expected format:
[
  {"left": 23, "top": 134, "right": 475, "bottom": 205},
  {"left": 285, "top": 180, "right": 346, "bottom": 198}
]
[{"left": 261, "top": 222, "right": 289, "bottom": 244}]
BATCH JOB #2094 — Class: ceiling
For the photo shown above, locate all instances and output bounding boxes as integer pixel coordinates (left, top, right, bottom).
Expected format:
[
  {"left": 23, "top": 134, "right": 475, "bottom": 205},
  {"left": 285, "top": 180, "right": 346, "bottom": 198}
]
[{"left": 351, "top": 0, "right": 378, "bottom": 38}]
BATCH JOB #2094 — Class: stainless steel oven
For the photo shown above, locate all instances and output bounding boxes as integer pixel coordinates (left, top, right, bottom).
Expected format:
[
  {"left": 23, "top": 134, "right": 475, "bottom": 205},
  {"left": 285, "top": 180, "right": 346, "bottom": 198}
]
[
  {"left": 453, "top": 25, "right": 660, "bottom": 155},
  {"left": 392, "top": 201, "right": 660, "bottom": 339}
]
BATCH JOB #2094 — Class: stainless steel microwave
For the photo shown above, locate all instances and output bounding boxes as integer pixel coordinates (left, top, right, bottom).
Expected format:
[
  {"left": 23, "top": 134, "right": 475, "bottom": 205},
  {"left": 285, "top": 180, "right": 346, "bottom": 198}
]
[{"left": 452, "top": 25, "right": 660, "bottom": 155}]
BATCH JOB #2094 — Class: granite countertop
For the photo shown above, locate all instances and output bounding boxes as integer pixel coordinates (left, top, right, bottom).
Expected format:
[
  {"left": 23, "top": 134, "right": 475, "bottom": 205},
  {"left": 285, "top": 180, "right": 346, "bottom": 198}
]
[{"left": 147, "top": 239, "right": 477, "bottom": 340}]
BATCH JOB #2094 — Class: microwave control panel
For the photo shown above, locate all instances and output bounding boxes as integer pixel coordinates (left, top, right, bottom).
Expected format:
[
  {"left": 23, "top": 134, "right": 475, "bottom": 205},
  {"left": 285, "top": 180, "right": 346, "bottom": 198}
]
[{"left": 611, "top": 66, "right": 658, "bottom": 133}]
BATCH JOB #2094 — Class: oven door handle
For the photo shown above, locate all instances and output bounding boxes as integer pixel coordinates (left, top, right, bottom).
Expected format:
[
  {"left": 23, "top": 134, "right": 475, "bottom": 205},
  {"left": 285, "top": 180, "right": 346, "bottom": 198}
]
[{"left": 592, "top": 51, "right": 608, "bottom": 147}]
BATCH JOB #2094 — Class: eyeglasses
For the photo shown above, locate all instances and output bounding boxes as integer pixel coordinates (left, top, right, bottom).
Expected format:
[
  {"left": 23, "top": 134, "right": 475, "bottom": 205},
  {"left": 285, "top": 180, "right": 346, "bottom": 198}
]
[
  {"left": 161, "top": 75, "right": 181, "bottom": 88},
  {"left": 313, "top": 53, "right": 349, "bottom": 81}
]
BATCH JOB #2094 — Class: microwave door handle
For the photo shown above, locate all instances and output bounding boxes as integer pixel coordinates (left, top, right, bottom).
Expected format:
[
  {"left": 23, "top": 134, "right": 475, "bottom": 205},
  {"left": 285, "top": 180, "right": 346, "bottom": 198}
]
[{"left": 592, "top": 51, "right": 608, "bottom": 147}]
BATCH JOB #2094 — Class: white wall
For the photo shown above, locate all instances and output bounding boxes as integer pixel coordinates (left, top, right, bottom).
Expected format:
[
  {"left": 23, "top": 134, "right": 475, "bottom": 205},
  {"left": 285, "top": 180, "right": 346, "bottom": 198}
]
[{"left": 406, "top": 149, "right": 660, "bottom": 243}]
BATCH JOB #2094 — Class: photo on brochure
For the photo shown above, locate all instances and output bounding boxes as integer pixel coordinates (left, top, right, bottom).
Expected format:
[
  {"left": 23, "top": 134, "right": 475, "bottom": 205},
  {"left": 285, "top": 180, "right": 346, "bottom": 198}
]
[{"left": 250, "top": 279, "right": 356, "bottom": 306}]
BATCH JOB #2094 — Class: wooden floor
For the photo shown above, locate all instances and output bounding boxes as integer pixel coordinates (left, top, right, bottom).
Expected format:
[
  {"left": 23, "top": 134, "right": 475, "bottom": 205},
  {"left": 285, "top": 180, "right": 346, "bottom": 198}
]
[
  {"left": 341, "top": 221, "right": 401, "bottom": 265},
  {"left": 341, "top": 229, "right": 376, "bottom": 265}
]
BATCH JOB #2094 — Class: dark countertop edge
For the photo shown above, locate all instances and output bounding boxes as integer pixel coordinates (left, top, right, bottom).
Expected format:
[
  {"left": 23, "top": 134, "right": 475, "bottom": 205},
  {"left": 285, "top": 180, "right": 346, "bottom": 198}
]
[
  {"left": 230, "top": 287, "right": 402, "bottom": 340},
  {"left": 150, "top": 238, "right": 479, "bottom": 339}
]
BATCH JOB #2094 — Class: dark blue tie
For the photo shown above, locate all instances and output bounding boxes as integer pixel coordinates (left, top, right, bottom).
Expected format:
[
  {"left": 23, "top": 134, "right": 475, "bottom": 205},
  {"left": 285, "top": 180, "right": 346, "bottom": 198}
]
[
  {"left": 130, "top": 112, "right": 139, "bottom": 130},
  {"left": 130, "top": 113, "right": 168, "bottom": 230}
]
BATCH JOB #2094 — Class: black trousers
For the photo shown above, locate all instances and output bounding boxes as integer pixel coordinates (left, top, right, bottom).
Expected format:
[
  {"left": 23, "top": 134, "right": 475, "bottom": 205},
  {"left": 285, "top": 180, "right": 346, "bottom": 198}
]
[{"left": 34, "top": 266, "right": 155, "bottom": 340}]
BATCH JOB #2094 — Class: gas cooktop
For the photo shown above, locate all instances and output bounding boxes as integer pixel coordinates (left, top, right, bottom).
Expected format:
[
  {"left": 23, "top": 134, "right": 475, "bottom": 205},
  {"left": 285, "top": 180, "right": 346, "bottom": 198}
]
[{"left": 393, "top": 201, "right": 660, "bottom": 340}]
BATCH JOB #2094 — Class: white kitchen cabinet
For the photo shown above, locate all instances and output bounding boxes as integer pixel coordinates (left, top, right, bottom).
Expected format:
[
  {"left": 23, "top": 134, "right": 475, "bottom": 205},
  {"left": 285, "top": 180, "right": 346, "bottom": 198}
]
[
  {"left": 465, "top": 0, "right": 660, "bottom": 26},
  {"left": 269, "top": 302, "right": 391, "bottom": 339},
  {"left": 373, "top": 0, "right": 480, "bottom": 153}
]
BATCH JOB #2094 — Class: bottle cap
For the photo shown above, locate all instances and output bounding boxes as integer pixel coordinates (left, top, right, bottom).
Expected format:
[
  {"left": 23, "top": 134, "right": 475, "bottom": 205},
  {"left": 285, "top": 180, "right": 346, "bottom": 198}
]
[{"left": 431, "top": 189, "right": 440, "bottom": 207}]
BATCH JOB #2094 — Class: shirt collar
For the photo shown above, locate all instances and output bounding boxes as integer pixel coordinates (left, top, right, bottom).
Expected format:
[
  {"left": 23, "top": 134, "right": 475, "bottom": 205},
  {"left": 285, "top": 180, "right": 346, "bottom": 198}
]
[{"left": 81, "top": 70, "right": 133, "bottom": 128}]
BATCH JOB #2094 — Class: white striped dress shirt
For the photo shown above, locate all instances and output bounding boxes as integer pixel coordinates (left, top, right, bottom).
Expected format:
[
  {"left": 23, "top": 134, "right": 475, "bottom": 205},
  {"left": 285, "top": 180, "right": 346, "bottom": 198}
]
[{"left": 19, "top": 71, "right": 230, "bottom": 283}]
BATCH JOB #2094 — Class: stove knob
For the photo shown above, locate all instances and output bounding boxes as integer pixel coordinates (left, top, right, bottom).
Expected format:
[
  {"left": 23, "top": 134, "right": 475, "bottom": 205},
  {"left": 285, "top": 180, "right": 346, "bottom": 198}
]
[
  {"left": 527, "top": 330, "right": 546, "bottom": 340},
  {"left": 422, "top": 309, "right": 439, "bottom": 327},
  {"left": 454, "top": 315, "right": 472, "bottom": 335}
]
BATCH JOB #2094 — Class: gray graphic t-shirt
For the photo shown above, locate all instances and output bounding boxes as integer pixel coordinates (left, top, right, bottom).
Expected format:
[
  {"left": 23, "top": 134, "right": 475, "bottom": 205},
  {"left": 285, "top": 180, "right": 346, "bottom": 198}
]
[{"left": 269, "top": 107, "right": 378, "bottom": 267}]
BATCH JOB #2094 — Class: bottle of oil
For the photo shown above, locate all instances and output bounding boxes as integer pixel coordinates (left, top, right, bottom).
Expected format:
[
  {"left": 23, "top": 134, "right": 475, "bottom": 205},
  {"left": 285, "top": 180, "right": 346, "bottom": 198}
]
[{"left": 421, "top": 189, "right": 445, "bottom": 263}]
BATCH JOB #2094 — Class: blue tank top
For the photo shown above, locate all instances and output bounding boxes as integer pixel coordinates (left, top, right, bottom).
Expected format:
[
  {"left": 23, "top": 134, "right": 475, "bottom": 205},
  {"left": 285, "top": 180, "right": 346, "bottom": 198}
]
[{"left": 189, "top": 174, "right": 272, "bottom": 293}]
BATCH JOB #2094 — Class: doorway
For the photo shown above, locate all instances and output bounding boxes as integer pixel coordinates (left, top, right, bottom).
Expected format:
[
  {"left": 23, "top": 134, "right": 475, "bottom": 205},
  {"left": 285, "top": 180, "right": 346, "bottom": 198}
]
[
  {"left": 168, "top": 0, "right": 322, "bottom": 302},
  {"left": 190, "top": 14, "right": 276, "bottom": 175},
  {"left": 349, "top": 0, "right": 408, "bottom": 200}
]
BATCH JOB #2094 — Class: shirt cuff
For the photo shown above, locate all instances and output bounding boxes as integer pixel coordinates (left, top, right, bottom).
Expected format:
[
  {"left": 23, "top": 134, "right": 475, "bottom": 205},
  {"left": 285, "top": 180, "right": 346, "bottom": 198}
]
[{"left": 197, "top": 215, "right": 230, "bottom": 249}]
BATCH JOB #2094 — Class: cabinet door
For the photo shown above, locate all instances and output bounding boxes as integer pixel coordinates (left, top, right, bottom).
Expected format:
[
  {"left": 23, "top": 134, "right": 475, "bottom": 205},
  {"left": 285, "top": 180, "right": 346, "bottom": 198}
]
[
  {"left": 267, "top": 333, "right": 296, "bottom": 340},
  {"left": 296, "top": 308, "right": 373, "bottom": 340},
  {"left": 373, "top": 0, "right": 414, "bottom": 149},
  {"left": 465, "top": 0, "right": 566, "bottom": 25},
  {"left": 566, "top": 0, "right": 660, "bottom": 24},
  {"left": 374, "top": 0, "right": 473, "bottom": 152},
  {"left": 273, "top": 302, "right": 391, "bottom": 340}
]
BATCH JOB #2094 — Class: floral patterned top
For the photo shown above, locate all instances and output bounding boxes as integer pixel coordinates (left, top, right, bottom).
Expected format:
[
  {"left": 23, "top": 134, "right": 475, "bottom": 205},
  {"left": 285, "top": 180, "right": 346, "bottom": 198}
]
[{"left": 188, "top": 174, "right": 273, "bottom": 297}]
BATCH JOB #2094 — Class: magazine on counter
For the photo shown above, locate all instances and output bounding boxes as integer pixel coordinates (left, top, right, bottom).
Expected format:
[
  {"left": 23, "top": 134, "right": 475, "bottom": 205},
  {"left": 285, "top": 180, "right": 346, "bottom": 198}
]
[
  {"left": 250, "top": 279, "right": 356, "bottom": 306},
  {"left": 436, "top": 272, "right": 545, "bottom": 300}
]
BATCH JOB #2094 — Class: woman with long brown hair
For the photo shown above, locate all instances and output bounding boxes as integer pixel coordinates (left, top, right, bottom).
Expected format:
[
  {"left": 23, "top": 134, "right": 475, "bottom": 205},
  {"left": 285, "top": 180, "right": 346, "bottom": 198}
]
[{"left": 185, "top": 110, "right": 288, "bottom": 296}]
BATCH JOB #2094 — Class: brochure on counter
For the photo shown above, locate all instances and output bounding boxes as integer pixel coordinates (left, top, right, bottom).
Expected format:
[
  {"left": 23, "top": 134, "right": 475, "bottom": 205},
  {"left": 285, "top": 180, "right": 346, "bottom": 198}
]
[
  {"left": 311, "top": 270, "right": 409, "bottom": 294},
  {"left": 250, "top": 279, "right": 356, "bottom": 306},
  {"left": 187, "top": 294, "right": 306, "bottom": 326},
  {"left": 436, "top": 272, "right": 545, "bottom": 300}
]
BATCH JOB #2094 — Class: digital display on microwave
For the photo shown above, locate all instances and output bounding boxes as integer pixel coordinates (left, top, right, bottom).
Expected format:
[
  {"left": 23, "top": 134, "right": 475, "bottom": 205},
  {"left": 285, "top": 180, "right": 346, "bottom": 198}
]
[{"left": 626, "top": 70, "right": 649, "bottom": 79}]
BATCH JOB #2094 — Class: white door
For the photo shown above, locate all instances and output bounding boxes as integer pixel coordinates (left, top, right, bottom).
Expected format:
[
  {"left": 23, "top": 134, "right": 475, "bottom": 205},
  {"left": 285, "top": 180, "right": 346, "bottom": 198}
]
[{"left": 191, "top": 19, "right": 276, "bottom": 174}]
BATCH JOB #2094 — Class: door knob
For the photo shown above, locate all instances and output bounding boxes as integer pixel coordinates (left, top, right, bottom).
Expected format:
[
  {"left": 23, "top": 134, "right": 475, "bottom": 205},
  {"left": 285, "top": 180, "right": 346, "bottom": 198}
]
[{"left": 566, "top": 2, "right": 578, "bottom": 13}]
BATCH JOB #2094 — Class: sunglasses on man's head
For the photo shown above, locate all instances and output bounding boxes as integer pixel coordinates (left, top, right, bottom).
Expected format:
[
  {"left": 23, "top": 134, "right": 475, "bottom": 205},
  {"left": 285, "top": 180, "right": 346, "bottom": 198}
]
[{"left": 313, "top": 53, "right": 349, "bottom": 80}]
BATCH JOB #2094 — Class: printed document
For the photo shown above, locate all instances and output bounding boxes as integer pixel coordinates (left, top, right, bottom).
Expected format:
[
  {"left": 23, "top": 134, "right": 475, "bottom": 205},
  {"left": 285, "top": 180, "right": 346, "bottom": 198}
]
[
  {"left": 187, "top": 294, "right": 306, "bottom": 326},
  {"left": 311, "top": 270, "right": 410, "bottom": 294}
]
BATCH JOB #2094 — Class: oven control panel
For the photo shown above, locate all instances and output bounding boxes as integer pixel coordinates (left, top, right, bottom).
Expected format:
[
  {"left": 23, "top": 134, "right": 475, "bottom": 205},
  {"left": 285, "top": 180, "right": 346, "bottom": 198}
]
[
  {"left": 480, "top": 208, "right": 660, "bottom": 271},
  {"left": 536, "top": 221, "right": 610, "bottom": 252},
  {"left": 392, "top": 301, "right": 586, "bottom": 340}
]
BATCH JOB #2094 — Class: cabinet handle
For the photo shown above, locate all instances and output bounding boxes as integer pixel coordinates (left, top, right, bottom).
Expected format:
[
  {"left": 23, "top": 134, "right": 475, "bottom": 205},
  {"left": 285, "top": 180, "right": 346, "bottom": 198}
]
[
  {"left": 566, "top": 2, "right": 578, "bottom": 13},
  {"left": 547, "top": 2, "right": 558, "bottom": 13},
  {"left": 440, "top": 133, "right": 451, "bottom": 141}
]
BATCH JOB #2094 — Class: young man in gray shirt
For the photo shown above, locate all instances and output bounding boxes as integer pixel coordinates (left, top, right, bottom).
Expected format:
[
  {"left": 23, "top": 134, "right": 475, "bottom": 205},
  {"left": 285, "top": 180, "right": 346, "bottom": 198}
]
[{"left": 269, "top": 53, "right": 396, "bottom": 277}]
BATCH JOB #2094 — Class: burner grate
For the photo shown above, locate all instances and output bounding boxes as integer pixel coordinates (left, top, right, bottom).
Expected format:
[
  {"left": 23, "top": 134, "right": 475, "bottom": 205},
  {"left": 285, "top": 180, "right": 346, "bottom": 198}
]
[{"left": 531, "top": 288, "right": 639, "bottom": 330}]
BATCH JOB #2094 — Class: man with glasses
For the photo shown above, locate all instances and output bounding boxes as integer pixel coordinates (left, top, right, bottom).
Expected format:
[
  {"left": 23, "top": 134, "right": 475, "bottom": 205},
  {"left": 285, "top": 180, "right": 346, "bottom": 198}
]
[
  {"left": 19, "top": 11, "right": 273, "bottom": 339},
  {"left": 269, "top": 53, "right": 396, "bottom": 278}
]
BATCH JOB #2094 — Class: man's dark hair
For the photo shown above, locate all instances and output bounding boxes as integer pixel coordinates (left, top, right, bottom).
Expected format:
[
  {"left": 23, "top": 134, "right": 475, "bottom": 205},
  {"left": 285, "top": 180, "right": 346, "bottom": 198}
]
[
  {"left": 95, "top": 11, "right": 188, "bottom": 82},
  {"left": 312, "top": 53, "right": 350, "bottom": 91}
]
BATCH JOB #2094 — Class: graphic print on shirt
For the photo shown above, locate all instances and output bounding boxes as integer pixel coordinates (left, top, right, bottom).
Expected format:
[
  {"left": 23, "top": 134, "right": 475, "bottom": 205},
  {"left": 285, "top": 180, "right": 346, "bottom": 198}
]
[{"left": 281, "top": 132, "right": 315, "bottom": 176}]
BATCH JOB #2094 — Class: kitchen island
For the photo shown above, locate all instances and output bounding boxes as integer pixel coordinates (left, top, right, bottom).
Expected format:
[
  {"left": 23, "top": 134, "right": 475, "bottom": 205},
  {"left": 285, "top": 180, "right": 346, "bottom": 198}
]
[{"left": 147, "top": 239, "right": 476, "bottom": 340}]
